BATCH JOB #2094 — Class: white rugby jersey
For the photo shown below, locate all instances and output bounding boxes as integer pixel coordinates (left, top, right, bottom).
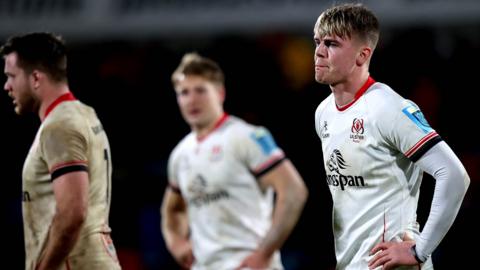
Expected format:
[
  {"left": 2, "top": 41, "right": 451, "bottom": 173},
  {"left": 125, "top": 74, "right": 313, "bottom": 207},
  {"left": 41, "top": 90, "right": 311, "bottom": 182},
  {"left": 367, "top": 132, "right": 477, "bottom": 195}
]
[
  {"left": 168, "top": 114, "right": 285, "bottom": 270},
  {"left": 315, "top": 77, "right": 439, "bottom": 270}
]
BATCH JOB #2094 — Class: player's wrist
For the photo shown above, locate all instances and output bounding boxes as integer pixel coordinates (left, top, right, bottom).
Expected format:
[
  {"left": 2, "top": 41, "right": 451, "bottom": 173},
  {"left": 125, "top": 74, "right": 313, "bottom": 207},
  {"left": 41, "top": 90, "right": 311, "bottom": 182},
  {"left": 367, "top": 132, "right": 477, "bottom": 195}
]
[
  {"left": 410, "top": 244, "right": 424, "bottom": 264},
  {"left": 256, "top": 245, "right": 275, "bottom": 259}
]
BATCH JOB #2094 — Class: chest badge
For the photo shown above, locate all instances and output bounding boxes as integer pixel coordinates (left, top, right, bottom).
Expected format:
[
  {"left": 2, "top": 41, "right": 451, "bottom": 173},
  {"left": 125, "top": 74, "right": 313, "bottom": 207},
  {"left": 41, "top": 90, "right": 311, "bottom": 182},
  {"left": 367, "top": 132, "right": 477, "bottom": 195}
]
[
  {"left": 209, "top": 145, "right": 223, "bottom": 162},
  {"left": 350, "top": 118, "right": 365, "bottom": 143}
]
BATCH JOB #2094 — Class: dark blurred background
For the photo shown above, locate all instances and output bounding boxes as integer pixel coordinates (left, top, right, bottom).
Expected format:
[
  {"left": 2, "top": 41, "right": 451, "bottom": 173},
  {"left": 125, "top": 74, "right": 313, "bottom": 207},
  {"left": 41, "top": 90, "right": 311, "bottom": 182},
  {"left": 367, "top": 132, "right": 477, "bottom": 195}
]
[{"left": 1, "top": 0, "right": 479, "bottom": 269}]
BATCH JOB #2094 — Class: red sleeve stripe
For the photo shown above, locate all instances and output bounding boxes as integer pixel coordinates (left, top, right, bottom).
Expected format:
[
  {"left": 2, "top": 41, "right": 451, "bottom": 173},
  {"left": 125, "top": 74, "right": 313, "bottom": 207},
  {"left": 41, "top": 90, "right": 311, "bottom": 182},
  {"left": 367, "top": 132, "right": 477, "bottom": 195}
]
[
  {"left": 252, "top": 153, "right": 286, "bottom": 178},
  {"left": 405, "top": 132, "right": 442, "bottom": 162},
  {"left": 50, "top": 160, "right": 88, "bottom": 173},
  {"left": 405, "top": 132, "right": 438, "bottom": 157}
]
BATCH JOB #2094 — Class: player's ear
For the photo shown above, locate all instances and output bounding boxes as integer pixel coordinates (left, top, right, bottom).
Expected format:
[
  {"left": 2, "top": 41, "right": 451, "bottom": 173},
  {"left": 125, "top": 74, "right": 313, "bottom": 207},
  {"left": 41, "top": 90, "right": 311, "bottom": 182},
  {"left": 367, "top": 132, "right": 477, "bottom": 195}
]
[
  {"left": 30, "top": 70, "right": 42, "bottom": 90},
  {"left": 356, "top": 46, "right": 372, "bottom": 66},
  {"left": 218, "top": 86, "right": 226, "bottom": 103}
]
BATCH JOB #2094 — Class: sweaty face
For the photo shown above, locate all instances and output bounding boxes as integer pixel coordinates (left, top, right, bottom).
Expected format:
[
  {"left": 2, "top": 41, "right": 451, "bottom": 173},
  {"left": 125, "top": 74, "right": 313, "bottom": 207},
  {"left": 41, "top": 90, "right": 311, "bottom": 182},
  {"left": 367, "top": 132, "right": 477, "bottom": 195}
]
[
  {"left": 313, "top": 31, "right": 361, "bottom": 86},
  {"left": 174, "top": 75, "right": 224, "bottom": 131},
  {"left": 3, "top": 53, "right": 38, "bottom": 115}
]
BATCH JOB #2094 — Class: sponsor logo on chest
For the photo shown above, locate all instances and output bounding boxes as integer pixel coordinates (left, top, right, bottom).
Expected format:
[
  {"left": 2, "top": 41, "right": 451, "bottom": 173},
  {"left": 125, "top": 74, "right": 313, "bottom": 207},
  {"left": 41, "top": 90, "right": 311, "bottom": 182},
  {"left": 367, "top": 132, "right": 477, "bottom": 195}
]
[
  {"left": 187, "top": 174, "right": 230, "bottom": 207},
  {"left": 325, "top": 149, "right": 366, "bottom": 190}
]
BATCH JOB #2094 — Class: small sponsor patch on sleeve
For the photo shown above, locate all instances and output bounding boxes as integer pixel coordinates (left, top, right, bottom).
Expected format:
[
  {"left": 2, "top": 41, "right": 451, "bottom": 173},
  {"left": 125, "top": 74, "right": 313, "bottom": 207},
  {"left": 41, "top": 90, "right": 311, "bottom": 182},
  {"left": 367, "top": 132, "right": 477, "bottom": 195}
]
[
  {"left": 250, "top": 128, "right": 278, "bottom": 155},
  {"left": 402, "top": 102, "right": 433, "bottom": 133}
]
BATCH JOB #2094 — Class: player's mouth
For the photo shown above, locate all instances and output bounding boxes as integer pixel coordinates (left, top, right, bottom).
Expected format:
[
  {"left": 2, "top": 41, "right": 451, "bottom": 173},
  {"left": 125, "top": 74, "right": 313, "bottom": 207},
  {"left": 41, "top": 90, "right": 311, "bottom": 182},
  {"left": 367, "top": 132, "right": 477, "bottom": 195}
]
[{"left": 189, "top": 108, "right": 201, "bottom": 116}]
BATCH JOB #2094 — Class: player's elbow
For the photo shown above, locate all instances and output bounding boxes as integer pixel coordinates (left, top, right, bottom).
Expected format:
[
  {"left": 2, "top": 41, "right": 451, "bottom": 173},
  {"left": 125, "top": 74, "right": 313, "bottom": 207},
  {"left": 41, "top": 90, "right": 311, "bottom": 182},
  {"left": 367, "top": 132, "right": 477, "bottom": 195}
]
[
  {"left": 62, "top": 204, "right": 87, "bottom": 233},
  {"left": 290, "top": 178, "right": 308, "bottom": 208},
  {"left": 298, "top": 180, "right": 309, "bottom": 205},
  {"left": 451, "top": 165, "right": 470, "bottom": 195},
  {"left": 445, "top": 166, "right": 470, "bottom": 206}
]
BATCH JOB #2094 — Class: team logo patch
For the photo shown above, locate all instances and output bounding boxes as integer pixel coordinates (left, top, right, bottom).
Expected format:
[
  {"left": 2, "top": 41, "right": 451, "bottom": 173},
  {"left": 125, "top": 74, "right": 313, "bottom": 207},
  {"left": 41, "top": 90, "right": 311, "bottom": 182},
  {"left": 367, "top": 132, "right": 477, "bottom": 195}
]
[
  {"left": 402, "top": 102, "right": 433, "bottom": 133},
  {"left": 350, "top": 118, "right": 365, "bottom": 142},
  {"left": 250, "top": 128, "right": 278, "bottom": 155},
  {"left": 209, "top": 145, "right": 223, "bottom": 162}
]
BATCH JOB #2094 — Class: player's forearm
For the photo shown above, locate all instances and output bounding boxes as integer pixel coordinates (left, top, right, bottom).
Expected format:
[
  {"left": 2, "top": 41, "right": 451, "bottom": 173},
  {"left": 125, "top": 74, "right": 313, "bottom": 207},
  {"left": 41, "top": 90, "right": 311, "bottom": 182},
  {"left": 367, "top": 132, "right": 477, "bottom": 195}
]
[
  {"left": 415, "top": 142, "right": 470, "bottom": 261},
  {"left": 162, "top": 211, "right": 190, "bottom": 252},
  {"left": 259, "top": 181, "right": 308, "bottom": 257},
  {"left": 36, "top": 210, "right": 85, "bottom": 270}
]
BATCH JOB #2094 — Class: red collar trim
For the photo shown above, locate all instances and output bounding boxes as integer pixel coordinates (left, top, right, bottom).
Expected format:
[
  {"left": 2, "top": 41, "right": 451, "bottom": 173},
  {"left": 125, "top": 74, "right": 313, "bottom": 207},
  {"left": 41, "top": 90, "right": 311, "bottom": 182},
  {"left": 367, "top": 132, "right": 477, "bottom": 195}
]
[
  {"left": 44, "top": 92, "right": 76, "bottom": 119},
  {"left": 336, "top": 76, "right": 375, "bottom": 111},
  {"left": 197, "top": 113, "right": 229, "bottom": 142}
]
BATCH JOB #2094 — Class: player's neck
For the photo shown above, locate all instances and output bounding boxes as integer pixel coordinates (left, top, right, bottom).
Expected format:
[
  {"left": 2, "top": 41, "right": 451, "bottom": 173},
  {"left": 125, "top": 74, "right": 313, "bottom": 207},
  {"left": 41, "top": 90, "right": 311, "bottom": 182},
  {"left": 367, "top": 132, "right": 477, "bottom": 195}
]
[
  {"left": 195, "top": 112, "right": 228, "bottom": 141},
  {"left": 332, "top": 72, "right": 370, "bottom": 107},
  {"left": 38, "top": 84, "right": 71, "bottom": 122}
]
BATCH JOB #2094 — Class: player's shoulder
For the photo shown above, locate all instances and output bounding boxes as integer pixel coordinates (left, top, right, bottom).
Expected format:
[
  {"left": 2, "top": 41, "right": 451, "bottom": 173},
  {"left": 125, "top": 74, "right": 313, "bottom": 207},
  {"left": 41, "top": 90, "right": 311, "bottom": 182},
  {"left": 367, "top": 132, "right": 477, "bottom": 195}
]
[
  {"left": 224, "top": 116, "right": 281, "bottom": 157},
  {"left": 225, "top": 115, "right": 254, "bottom": 131},
  {"left": 365, "top": 82, "right": 403, "bottom": 103},
  {"left": 316, "top": 93, "right": 334, "bottom": 111},
  {"left": 224, "top": 115, "right": 271, "bottom": 140},
  {"left": 315, "top": 93, "right": 334, "bottom": 119},
  {"left": 364, "top": 82, "right": 408, "bottom": 113},
  {"left": 173, "top": 132, "right": 195, "bottom": 149},
  {"left": 42, "top": 101, "right": 92, "bottom": 134},
  {"left": 169, "top": 132, "right": 195, "bottom": 160}
]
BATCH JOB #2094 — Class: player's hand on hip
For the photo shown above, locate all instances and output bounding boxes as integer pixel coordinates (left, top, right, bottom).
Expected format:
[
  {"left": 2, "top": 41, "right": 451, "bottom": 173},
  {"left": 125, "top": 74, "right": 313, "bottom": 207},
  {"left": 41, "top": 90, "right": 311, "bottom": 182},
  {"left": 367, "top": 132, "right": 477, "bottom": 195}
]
[
  {"left": 172, "top": 239, "right": 194, "bottom": 269},
  {"left": 368, "top": 240, "right": 419, "bottom": 270},
  {"left": 235, "top": 249, "right": 271, "bottom": 270}
]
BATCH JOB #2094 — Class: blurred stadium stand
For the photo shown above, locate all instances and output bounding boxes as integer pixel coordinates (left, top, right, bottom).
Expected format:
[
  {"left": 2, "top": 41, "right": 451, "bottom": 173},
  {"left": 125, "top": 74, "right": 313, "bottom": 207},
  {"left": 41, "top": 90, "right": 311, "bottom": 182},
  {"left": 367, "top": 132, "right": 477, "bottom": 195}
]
[{"left": 0, "top": 0, "right": 480, "bottom": 39}]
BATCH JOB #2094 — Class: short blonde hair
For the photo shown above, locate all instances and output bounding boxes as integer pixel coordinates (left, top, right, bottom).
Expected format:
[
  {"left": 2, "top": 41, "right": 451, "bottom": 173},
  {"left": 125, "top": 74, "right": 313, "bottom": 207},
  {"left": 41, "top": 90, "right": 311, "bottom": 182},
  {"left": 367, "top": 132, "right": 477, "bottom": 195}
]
[
  {"left": 172, "top": 52, "right": 225, "bottom": 87},
  {"left": 315, "top": 3, "right": 379, "bottom": 49}
]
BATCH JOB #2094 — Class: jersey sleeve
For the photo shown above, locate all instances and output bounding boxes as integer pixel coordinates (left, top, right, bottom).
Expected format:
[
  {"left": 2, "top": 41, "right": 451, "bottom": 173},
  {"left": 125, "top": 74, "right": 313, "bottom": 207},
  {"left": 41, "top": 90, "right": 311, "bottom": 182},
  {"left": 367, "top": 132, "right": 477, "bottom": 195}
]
[
  {"left": 380, "top": 99, "right": 442, "bottom": 162},
  {"left": 235, "top": 126, "right": 286, "bottom": 178},
  {"left": 40, "top": 120, "right": 89, "bottom": 181},
  {"left": 167, "top": 149, "right": 182, "bottom": 193}
]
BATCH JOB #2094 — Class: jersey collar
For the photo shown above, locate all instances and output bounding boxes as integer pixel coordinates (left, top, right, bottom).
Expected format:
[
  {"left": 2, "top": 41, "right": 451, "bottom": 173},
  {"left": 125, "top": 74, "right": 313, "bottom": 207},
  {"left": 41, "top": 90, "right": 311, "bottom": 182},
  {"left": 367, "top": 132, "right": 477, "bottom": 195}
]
[
  {"left": 44, "top": 92, "right": 77, "bottom": 119},
  {"left": 336, "top": 76, "right": 376, "bottom": 111},
  {"left": 197, "top": 113, "right": 229, "bottom": 142}
]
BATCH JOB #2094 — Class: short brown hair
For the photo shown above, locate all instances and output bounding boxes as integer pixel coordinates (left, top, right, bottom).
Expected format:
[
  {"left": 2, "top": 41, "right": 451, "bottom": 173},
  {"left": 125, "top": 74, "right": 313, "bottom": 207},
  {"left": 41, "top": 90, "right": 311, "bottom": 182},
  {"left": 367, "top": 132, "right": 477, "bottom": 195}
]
[
  {"left": 172, "top": 52, "right": 225, "bottom": 87},
  {"left": 1, "top": 32, "right": 68, "bottom": 82},
  {"left": 315, "top": 3, "right": 379, "bottom": 49}
]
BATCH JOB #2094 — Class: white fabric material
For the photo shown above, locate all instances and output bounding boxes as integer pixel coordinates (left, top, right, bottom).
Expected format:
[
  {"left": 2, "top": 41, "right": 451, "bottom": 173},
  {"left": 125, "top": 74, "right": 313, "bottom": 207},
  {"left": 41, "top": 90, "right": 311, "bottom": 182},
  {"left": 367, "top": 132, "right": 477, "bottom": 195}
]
[
  {"left": 414, "top": 141, "right": 470, "bottom": 261},
  {"left": 168, "top": 115, "right": 285, "bottom": 270},
  {"left": 315, "top": 81, "right": 441, "bottom": 269}
]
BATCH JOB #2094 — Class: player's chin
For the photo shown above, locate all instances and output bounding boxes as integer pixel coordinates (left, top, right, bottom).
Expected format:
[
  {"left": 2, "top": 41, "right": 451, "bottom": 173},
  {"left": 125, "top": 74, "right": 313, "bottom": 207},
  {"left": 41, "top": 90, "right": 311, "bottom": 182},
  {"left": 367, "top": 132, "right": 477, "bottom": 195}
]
[
  {"left": 185, "top": 117, "right": 202, "bottom": 127},
  {"left": 315, "top": 73, "right": 327, "bottom": 83},
  {"left": 315, "top": 76, "right": 328, "bottom": 84}
]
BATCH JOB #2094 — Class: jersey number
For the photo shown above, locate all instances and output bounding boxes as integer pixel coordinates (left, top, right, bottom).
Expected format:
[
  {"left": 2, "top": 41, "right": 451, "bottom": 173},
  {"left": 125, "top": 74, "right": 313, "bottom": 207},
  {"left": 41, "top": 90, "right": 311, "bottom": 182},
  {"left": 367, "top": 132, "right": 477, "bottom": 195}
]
[{"left": 104, "top": 148, "right": 111, "bottom": 205}]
